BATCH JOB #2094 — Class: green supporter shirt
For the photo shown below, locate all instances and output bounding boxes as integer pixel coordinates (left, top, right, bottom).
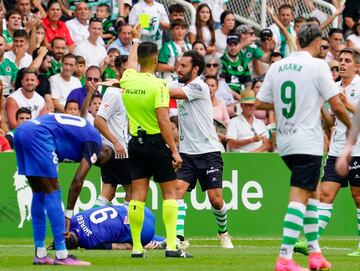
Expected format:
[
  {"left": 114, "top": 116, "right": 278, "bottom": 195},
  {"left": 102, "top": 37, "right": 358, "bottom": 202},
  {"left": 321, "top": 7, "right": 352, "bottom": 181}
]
[
  {"left": 2, "top": 30, "right": 13, "bottom": 44},
  {"left": 48, "top": 58, "right": 62, "bottom": 76},
  {"left": 0, "top": 58, "right": 18, "bottom": 96},
  {"left": 239, "top": 44, "right": 264, "bottom": 77},
  {"left": 220, "top": 53, "right": 248, "bottom": 93},
  {"left": 120, "top": 69, "right": 169, "bottom": 136},
  {"left": 103, "top": 67, "right": 116, "bottom": 81},
  {"left": 102, "top": 18, "right": 116, "bottom": 45}
]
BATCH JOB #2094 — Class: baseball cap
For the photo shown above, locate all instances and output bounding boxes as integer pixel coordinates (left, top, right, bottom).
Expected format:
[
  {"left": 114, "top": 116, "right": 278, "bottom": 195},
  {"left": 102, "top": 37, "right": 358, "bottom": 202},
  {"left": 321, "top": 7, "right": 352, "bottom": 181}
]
[
  {"left": 226, "top": 34, "right": 240, "bottom": 44},
  {"left": 237, "top": 24, "right": 253, "bottom": 35},
  {"left": 260, "top": 29, "right": 273, "bottom": 40},
  {"left": 123, "top": 0, "right": 132, "bottom": 6}
]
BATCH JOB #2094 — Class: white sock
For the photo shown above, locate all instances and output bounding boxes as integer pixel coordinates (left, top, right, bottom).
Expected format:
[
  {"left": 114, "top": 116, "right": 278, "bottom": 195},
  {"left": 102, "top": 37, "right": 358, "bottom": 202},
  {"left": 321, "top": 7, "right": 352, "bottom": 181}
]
[
  {"left": 55, "top": 249, "right": 68, "bottom": 259},
  {"left": 36, "top": 247, "right": 47, "bottom": 258}
]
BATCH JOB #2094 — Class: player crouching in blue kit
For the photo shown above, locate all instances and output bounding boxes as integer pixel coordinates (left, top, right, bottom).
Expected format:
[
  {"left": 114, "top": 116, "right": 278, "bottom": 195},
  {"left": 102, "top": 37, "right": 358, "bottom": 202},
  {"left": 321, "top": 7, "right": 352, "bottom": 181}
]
[
  {"left": 14, "top": 113, "right": 113, "bottom": 266},
  {"left": 53, "top": 205, "right": 166, "bottom": 251}
]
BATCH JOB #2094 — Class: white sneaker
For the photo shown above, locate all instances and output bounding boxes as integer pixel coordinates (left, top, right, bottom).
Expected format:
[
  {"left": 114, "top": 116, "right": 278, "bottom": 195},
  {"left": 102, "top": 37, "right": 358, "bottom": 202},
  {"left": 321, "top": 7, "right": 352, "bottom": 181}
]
[{"left": 217, "top": 232, "right": 234, "bottom": 249}]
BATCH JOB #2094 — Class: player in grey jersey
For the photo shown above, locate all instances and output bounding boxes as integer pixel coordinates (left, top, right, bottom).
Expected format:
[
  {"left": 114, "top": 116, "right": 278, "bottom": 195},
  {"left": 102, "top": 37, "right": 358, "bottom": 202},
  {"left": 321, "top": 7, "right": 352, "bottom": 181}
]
[{"left": 169, "top": 50, "right": 233, "bottom": 249}]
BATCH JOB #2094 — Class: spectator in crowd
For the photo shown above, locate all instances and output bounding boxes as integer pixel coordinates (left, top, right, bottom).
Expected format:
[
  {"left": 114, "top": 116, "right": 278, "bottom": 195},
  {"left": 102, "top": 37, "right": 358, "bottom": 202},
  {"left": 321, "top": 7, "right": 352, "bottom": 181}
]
[
  {"left": 252, "top": 29, "right": 276, "bottom": 77},
  {"left": 333, "top": 42, "right": 346, "bottom": 61},
  {"left": 326, "top": 28, "right": 344, "bottom": 62},
  {"left": 347, "top": 18, "right": 360, "bottom": 50},
  {"left": 75, "top": 55, "right": 86, "bottom": 86},
  {"left": 65, "top": 2, "right": 91, "bottom": 45},
  {"left": 0, "top": 128, "right": 11, "bottom": 152},
  {"left": 4, "top": 107, "right": 31, "bottom": 149},
  {"left": 343, "top": 0, "right": 360, "bottom": 34},
  {"left": 67, "top": 66, "right": 101, "bottom": 108},
  {"left": 215, "top": 10, "right": 236, "bottom": 58},
  {"left": 114, "top": 55, "right": 128, "bottom": 80},
  {"left": 329, "top": 60, "right": 341, "bottom": 82},
  {"left": 28, "top": 24, "right": 46, "bottom": 54},
  {"left": 50, "top": 53, "right": 82, "bottom": 112},
  {"left": 158, "top": 19, "right": 191, "bottom": 82},
  {"left": 64, "top": 99, "right": 80, "bottom": 116},
  {"left": 226, "top": 89, "right": 270, "bottom": 153},
  {"left": 252, "top": 79, "right": 275, "bottom": 125},
  {"left": 15, "top": 46, "right": 54, "bottom": 112},
  {"left": 74, "top": 17, "right": 107, "bottom": 68},
  {"left": 3, "top": 9, "right": 22, "bottom": 50},
  {"left": 6, "top": 69, "right": 47, "bottom": 129},
  {"left": 268, "top": 4, "right": 296, "bottom": 57},
  {"left": 203, "top": 0, "right": 227, "bottom": 29},
  {"left": 0, "top": 79, "right": 8, "bottom": 132},
  {"left": 205, "top": 76, "right": 230, "bottom": 126},
  {"left": 102, "top": 48, "right": 120, "bottom": 81},
  {"left": 128, "top": 0, "right": 170, "bottom": 49},
  {"left": 107, "top": 23, "right": 132, "bottom": 55},
  {"left": 48, "top": 37, "right": 66, "bottom": 76},
  {"left": 269, "top": 51, "right": 283, "bottom": 64},
  {"left": 189, "top": 3, "right": 216, "bottom": 55},
  {"left": 4, "top": 29, "right": 33, "bottom": 69},
  {"left": 318, "top": 37, "right": 330, "bottom": 60},
  {"left": 163, "top": 4, "right": 186, "bottom": 43},
  {"left": 41, "top": 0, "right": 75, "bottom": 52},
  {"left": 95, "top": 4, "right": 116, "bottom": 45},
  {"left": 0, "top": 36, "right": 18, "bottom": 97},
  {"left": 16, "top": 0, "right": 46, "bottom": 23},
  {"left": 203, "top": 55, "right": 238, "bottom": 117},
  {"left": 192, "top": 41, "right": 207, "bottom": 57}
]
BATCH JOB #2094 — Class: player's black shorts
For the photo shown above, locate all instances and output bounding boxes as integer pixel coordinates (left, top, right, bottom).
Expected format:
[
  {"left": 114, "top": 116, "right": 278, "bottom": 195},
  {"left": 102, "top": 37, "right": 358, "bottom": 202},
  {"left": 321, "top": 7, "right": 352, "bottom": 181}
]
[
  {"left": 176, "top": 151, "right": 223, "bottom": 192},
  {"left": 100, "top": 156, "right": 131, "bottom": 186},
  {"left": 282, "top": 154, "right": 322, "bottom": 191},
  {"left": 128, "top": 134, "right": 176, "bottom": 182},
  {"left": 322, "top": 156, "right": 360, "bottom": 187}
]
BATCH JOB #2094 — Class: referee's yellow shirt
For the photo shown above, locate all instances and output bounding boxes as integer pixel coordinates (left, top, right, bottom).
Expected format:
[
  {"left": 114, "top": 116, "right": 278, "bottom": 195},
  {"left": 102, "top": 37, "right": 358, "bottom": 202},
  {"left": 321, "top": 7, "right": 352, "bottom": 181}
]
[{"left": 120, "top": 69, "right": 170, "bottom": 136}]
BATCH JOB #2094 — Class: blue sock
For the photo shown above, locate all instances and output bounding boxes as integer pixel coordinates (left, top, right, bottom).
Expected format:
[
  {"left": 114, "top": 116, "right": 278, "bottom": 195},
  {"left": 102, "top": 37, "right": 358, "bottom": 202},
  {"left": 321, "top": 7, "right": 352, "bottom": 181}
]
[
  {"left": 44, "top": 190, "right": 66, "bottom": 251},
  {"left": 31, "top": 192, "right": 46, "bottom": 249}
]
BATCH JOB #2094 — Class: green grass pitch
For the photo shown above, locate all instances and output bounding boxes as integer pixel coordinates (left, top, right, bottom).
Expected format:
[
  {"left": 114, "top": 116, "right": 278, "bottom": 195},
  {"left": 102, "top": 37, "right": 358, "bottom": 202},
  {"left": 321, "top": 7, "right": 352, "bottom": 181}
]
[{"left": 0, "top": 238, "right": 359, "bottom": 270}]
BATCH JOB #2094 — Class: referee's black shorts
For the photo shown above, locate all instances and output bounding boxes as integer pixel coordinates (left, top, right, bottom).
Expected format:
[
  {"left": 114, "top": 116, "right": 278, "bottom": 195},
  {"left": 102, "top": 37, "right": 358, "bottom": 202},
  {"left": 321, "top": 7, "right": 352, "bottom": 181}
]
[{"left": 128, "top": 133, "right": 176, "bottom": 182}]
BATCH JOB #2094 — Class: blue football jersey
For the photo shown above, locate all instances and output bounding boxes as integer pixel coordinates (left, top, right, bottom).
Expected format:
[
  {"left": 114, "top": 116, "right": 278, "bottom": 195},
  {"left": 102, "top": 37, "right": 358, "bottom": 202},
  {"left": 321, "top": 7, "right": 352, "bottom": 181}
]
[
  {"left": 26, "top": 114, "right": 101, "bottom": 165},
  {"left": 70, "top": 205, "right": 156, "bottom": 249}
]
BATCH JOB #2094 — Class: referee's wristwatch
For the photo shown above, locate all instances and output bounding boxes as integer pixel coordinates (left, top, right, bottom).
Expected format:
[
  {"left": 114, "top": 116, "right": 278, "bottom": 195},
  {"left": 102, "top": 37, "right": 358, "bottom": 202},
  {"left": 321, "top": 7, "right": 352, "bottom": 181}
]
[{"left": 131, "top": 38, "right": 141, "bottom": 45}]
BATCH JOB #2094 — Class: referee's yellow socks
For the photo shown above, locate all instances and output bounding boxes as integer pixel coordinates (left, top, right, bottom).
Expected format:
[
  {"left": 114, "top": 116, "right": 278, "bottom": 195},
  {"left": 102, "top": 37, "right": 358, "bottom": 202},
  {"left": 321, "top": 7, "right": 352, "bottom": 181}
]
[
  {"left": 128, "top": 200, "right": 145, "bottom": 252},
  {"left": 163, "top": 199, "right": 178, "bottom": 251}
]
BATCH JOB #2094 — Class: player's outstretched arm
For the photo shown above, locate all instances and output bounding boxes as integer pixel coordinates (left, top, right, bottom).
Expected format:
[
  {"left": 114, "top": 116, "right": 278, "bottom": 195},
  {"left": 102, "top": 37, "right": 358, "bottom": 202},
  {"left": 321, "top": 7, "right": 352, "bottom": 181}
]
[
  {"left": 328, "top": 95, "right": 352, "bottom": 130},
  {"left": 254, "top": 99, "right": 274, "bottom": 110}
]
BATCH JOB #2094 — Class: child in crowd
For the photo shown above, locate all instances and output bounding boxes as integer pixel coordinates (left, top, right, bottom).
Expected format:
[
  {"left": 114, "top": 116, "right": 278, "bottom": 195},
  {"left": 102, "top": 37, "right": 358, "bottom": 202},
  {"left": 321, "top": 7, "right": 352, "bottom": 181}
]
[
  {"left": 95, "top": 3, "right": 117, "bottom": 45},
  {"left": 103, "top": 48, "right": 120, "bottom": 81},
  {"left": 75, "top": 56, "right": 86, "bottom": 86}
]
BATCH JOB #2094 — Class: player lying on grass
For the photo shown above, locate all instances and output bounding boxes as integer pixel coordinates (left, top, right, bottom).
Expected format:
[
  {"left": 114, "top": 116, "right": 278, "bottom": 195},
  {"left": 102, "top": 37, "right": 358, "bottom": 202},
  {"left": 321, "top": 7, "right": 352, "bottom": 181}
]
[{"left": 51, "top": 205, "right": 166, "bottom": 250}]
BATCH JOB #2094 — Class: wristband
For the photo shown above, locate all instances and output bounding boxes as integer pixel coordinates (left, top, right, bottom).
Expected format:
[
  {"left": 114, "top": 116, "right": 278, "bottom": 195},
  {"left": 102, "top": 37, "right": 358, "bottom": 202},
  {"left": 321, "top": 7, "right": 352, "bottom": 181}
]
[
  {"left": 65, "top": 209, "right": 73, "bottom": 219},
  {"left": 131, "top": 38, "right": 141, "bottom": 45}
]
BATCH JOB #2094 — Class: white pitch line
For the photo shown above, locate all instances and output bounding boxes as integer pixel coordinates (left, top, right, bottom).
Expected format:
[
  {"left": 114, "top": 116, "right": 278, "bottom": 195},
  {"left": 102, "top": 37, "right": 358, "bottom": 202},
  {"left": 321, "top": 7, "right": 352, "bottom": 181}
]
[{"left": 0, "top": 245, "right": 33, "bottom": 247}]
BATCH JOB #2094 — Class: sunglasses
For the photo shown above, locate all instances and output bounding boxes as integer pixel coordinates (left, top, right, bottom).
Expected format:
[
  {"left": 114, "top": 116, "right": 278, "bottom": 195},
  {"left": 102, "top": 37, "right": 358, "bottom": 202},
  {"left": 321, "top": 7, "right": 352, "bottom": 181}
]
[
  {"left": 330, "top": 66, "right": 339, "bottom": 72},
  {"left": 206, "top": 63, "right": 218, "bottom": 68},
  {"left": 87, "top": 77, "right": 100, "bottom": 82},
  {"left": 320, "top": 45, "right": 329, "bottom": 50}
]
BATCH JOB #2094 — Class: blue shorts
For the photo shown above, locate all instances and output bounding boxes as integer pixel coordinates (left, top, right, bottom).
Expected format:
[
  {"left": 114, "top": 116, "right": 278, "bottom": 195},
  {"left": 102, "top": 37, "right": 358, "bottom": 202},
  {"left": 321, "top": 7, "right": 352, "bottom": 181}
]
[
  {"left": 14, "top": 124, "right": 59, "bottom": 178},
  {"left": 140, "top": 208, "right": 156, "bottom": 245}
]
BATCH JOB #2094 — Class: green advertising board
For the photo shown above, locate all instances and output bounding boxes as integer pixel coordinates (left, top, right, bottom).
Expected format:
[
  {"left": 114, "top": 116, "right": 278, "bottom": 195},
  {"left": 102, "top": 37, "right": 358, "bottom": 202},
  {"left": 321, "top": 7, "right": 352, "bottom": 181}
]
[{"left": 0, "top": 153, "right": 357, "bottom": 239}]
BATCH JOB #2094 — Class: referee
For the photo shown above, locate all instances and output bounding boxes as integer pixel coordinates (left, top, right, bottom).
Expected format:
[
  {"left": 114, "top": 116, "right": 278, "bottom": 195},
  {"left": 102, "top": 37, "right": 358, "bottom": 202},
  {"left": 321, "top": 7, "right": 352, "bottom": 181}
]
[{"left": 120, "top": 25, "right": 190, "bottom": 258}]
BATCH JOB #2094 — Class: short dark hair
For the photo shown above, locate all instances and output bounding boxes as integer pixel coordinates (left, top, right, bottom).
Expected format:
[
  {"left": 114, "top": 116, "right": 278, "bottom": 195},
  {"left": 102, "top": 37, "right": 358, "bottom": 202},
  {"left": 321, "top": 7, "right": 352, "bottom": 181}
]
[
  {"left": 278, "top": 4, "right": 294, "bottom": 14},
  {"left": 182, "top": 50, "right": 205, "bottom": 75},
  {"left": 169, "top": 4, "right": 185, "bottom": 15},
  {"left": 328, "top": 28, "right": 343, "bottom": 37},
  {"left": 16, "top": 107, "right": 31, "bottom": 120},
  {"left": 137, "top": 42, "right": 158, "bottom": 62},
  {"left": 90, "top": 93, "right": 102, "bottom": 103},
  {"left": 295, "top": 16, "right": 307, "bottom": 24},
  {"left": 115, "top": 55, "right": 128, "bottom": 69},
  {"left": 220, "top": 10, "right": 234, "bottom": 25},
  {"left": 13, "top": 29, "right": 29, "bottom": 40},
  {"left": 108, "top": 48, "right": 120, "bottom": 55},
  {"left": 51, "top": 37, "right": 66, "bottom": 47},
  {"left": 307, "top": 17, "right": 320, "bottom": 26},
  {"left": 63, "top": 53, "right": 77, "bottom": 62},
  {"left": 118, "top": 23, "right": 131, "bottom": 32},
  {"left": 97, "top": 3, "right": 110, "bottom": 13},
  {"left": 298, "top": 24, "right": 322, "bottom": 48},
  {"left": 270, "top": 51, "right": 283, "bottom": 61},
  {"left": 6, "top": 9, "right": 21, "bottom": 21},
  {"left": 65, "top": 100, "right": 80, "bottom": 110},
  {"left": 322, "top": 37, "right": 329, "bottom": 42},
  {"left": 89, "top": 16, "right": 102, "bottom": 25},
  {"left": 171, "top": 19, "right": 188, "bottom": 29},
  {"left": 23, "top": 68, "right": 38, "bottom": 77},
  {"left": 64, "top": 235, "right": 78, "bottom": 250},
  {"left": 339, "top": 48, "right": 360, "bottom": 64},
  {"left": 192, "top": 40, "right": 207, "bottom": 50},
  {"left": 75, "top": 55, "right": 86, "bottom": 65},
  {"left": 47, "top": 0, "right": 60, "bottom": 10}
]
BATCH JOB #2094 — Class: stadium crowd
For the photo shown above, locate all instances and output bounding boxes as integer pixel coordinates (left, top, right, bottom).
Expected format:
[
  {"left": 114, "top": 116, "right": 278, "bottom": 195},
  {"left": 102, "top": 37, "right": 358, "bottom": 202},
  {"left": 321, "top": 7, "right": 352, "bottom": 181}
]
[{"left": 0, "top": 0, "right": 356, "bottom": 154}]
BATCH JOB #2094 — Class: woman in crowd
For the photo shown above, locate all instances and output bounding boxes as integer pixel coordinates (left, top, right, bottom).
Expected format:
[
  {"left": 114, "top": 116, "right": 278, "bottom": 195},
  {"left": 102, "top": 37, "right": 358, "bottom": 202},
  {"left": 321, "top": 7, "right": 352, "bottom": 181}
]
[
  {"left": 215, "top": 10, "right": 236, "bottom": 58},
  {"left": 189, "top": 3, "right": 216, "bottom": 55}
]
